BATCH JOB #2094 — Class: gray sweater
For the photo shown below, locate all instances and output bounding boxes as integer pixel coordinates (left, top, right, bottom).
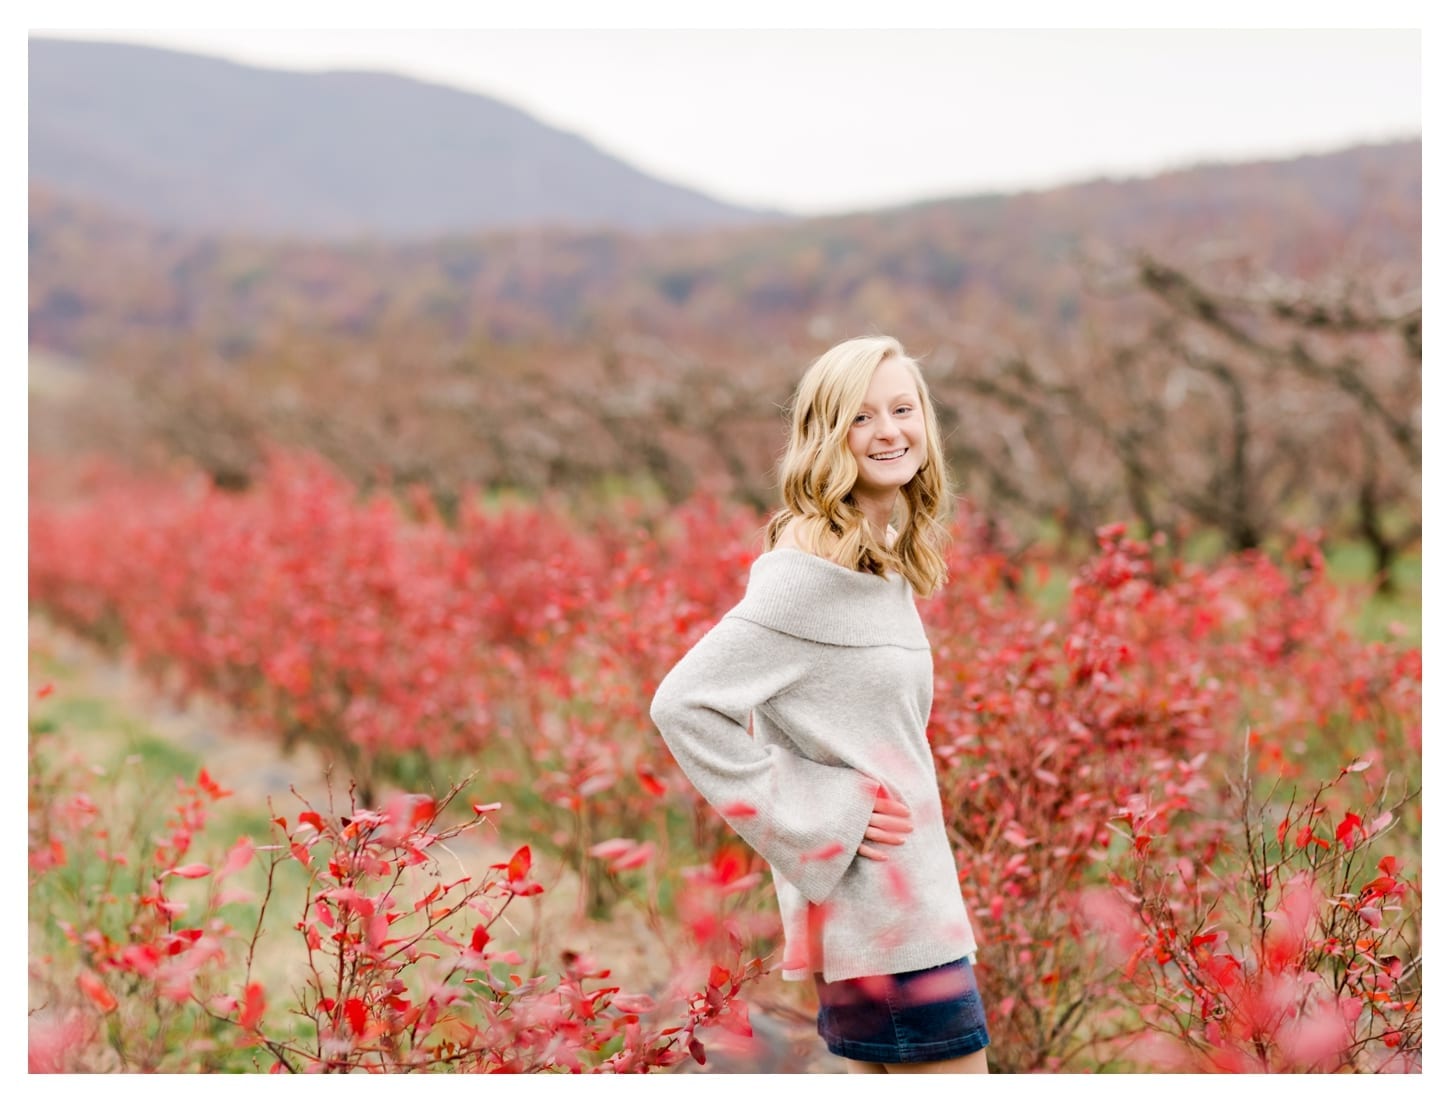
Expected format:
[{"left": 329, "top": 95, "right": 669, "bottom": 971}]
[{"left": 649, "top": 547, "right": 978, "bottom": 982}]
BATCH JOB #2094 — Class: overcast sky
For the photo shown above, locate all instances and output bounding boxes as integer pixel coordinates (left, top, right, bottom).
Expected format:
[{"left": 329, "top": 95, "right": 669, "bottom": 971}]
[{"left": 30, "top": 26, "right": 1421, "bottom": 214}]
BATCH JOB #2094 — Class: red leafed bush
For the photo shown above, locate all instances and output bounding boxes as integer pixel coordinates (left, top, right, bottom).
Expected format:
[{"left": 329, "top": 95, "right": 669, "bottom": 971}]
[
  {"left": 29, "top": 451, "right": 610, "bottom": 802},
  {"left": 1085, "top": 757, "right": 1420, "bottom": 1072},
  {"left": 926, "top": 524, "right": 1419, "bottom": 1070},
  {"left": 28, "top": 719, "right": 767, "bottom": 1073},
  {"left": 28, "top": 452, "right": 767, "bottom": 903},
  {"left": 246, "top": 779, "right": 765, "bottom": 1072},
  {"left": 28, "top": 730, "right": 266, "bottom": 1071},
  {"left": 30, "top": 451, "right": 1420, "bottom": 1071}
]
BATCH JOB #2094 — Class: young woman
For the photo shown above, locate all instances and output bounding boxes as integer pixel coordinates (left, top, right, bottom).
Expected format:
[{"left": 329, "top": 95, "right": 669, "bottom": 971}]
[{"left": 650, "top": 335, "right": 989, "bottom": 1073}]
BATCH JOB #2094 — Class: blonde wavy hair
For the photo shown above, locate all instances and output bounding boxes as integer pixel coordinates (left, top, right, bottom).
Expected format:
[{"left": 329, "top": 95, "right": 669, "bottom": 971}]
[{"left": 764, "top": 335, "right": 952, "bottom": 595}]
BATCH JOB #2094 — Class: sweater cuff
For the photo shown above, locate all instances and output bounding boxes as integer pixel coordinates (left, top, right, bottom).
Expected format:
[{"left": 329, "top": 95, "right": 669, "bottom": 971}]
[{"left": 787, "top": 770, "right": 879, "bottom": 904}]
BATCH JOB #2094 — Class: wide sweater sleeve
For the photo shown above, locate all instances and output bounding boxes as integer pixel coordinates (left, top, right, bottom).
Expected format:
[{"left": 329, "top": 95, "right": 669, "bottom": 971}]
[{"left": 649, "top": 614, "right": 878, "bottom": 904}]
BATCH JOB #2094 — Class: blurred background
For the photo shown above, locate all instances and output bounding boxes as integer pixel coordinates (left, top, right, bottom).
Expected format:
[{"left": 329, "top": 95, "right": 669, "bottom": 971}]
[
  {"left": 26, "top": 26, "right": 1424, "bottom": 1074},
  {"left": 28, "top": 27, "right": 1421, "bottom": 568}
]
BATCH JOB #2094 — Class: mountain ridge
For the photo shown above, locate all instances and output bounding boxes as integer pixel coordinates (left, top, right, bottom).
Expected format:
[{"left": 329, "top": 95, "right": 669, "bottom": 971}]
[{"left": 29, "top": 35, "right": 785, "bottom": 238}]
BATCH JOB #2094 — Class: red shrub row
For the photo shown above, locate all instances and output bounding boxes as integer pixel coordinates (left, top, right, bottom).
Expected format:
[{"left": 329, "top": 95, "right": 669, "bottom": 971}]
[
  {"left": 28, "top": 725, "right": 764, "bottom": 1073},
  {"left": 30, "top": 450, "right": 1420, "bottom": 1070}
]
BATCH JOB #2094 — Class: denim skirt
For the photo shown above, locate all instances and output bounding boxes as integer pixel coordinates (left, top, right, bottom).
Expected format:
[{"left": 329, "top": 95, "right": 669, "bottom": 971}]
[{"left": 813, "top": 953, "right": 990, "bottom": 1064}]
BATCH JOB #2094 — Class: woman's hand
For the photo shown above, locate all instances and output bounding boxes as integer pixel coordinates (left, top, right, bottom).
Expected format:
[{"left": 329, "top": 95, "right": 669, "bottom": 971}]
[{"left": 857, "top": 785, "right": 912, "bottom": 861}]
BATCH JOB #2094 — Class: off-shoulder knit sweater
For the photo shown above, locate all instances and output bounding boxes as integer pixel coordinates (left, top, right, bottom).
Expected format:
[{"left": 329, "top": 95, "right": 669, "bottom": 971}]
[{"left": 649, "top": 547, "right": 978, "bottom": 983}]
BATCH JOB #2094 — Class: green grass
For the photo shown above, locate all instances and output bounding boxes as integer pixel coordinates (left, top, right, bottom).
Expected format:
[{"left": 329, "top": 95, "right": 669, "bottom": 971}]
[
  {"left": 1019, "top": 564, "right": 1073, "bottom": 617},
  {"left": 120, "top": 731, "right": 203, "bottom": 779},
  {"left": 33, "top": 683, "right": 205, "bottom": 780},
  {"left": 1324, "top": 544, "right": 1421, "bottom": 646},
  {"left": 42, "top": 692, "right": 114, "bottom": 733},
  {"left": 215, "top": 805, "right": 281, "bottom": 843}
]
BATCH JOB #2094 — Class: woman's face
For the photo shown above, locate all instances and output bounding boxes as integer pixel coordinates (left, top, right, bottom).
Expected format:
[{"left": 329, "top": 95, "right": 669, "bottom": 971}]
[{"left": 846, "top": 356, "right": 925, "bottom": 497}]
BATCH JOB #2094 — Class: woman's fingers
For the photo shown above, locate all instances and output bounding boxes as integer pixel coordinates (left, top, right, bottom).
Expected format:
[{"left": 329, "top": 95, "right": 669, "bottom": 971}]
[
  {"left": 869, "top": 812, "right": 912, "bottom": 835},
  {"left": 862, "top": 825, "right": 908, "bottom": 845},
  {"left": 860, "top": 790, "right": 913, "bottom": 858}
]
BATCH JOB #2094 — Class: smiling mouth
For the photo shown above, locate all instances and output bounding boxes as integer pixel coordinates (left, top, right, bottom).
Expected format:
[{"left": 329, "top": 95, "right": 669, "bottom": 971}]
[{"left": 869, "top": 448, "right": 907, "bottom": 461}]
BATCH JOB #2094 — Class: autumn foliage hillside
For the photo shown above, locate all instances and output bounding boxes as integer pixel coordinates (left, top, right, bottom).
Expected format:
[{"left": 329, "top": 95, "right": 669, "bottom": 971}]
[{"left": 31, "top": 143, "right": 1421, "bottom": 570}]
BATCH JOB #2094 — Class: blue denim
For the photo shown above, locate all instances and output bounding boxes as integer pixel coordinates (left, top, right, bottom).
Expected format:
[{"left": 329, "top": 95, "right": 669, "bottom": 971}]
[{"left": 813, "top": 954, "right": 990, "bottom": 1064}]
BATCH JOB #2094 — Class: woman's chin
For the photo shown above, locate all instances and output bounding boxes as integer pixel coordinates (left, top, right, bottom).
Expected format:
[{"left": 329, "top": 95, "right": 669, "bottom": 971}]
[{"left": 855, "top": 469, "right": 919, "bottom": 495}]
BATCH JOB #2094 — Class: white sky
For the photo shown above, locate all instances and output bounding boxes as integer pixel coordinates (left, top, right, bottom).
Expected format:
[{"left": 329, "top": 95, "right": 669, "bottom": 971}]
[{"left": 29, "top": 24, "right": 1422, "bottom": 215}]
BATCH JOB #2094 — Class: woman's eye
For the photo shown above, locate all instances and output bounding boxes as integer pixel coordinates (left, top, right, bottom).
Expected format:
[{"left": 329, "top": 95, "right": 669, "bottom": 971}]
[
  {"left": 895, "top": 406, "right": 913, "bottom": 415},
  {"left": 854, "top": 414, "right": 869, "bottom": 424}
]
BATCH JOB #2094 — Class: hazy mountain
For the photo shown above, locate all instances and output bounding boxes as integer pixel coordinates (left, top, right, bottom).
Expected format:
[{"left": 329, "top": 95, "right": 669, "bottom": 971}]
[{"left": 28, "top": 36, "right": 781, "bottom": 238}]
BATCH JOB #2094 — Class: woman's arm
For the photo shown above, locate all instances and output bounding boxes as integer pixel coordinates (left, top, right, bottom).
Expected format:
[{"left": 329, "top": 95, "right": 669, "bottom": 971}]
[{"left": 649, "top": 616, "right": 878, "bottom": 904}]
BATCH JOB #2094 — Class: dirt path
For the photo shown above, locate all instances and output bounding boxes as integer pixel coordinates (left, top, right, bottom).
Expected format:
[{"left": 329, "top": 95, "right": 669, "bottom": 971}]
[{"left": 27, "top": 616, "right": 835, "bottom": 1072}]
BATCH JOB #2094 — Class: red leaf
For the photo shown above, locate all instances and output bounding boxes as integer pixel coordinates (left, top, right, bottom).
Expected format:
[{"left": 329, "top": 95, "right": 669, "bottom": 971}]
[
  {"left": 1336, "top": 812, "right": 1363, "bottom": 849},
  {"left": 380, "top": 793, "right": 434, "bottom": 840},
  {"left": 613, "top": 992, "right": 656, "bottom": 1014},
  {"left": 688, "top": 1036, "right": 706, "bottom": 1065},
  {"left": 609, "top": 843, "right": 655, "bottom": 872},
  {"left": 217, "top": 837, "right": 255, "bottom": 880},
  {"left": 239, "top": 982, "right": 266, "bottom": 1032},
  {"left": 78, "top": 971, "right": 116, "bottom": 1014},
  {"left": 36, "top": 682, "right": 54, "bottom": 699},
  {"left": 472, "top": 801, "right": 502, "bottom": 816},
  {"left": 471, "top": 924, "right": 490, "bottom": 953},
  {"left": 298, "top": 811, "right": 325, "bottom": 833},
  {"left": 197, "top": 768, "right": 233, "bottom": 800},
  {"left": 365, "top": 911, "right": 389, "bottom": 949},
  {"left": 1276, "top": 816, "right": 1290, "bottom": 846},
  {"left": 712, "top": 845, "right": 749, "bottom": 884},
  {"left": 801, "top": 842, "right": 844, "bottom": 864},
  {"left": 588, "top": 837, "right": 636, "bottom": 861},
  {"left": 636, "top": 764, "right": 667, "bottom": 797},
  {"left": 708, "top": 963, "right": 731, "bottom": 990},
  {"left": 120, "top": 943, "right": 161, "bottom": 975},
  {"left": 166, "top": 863, "right": 212, "bottom": 879},
  {"left": 507, "top": 845, "right": 532, "bottom": 882},
  {"left": 715, "top": 1000, "right": 754, "bottom": 1037},
  {"left": 720, "top": 801, "right": 757, "bottom": 819},
  {"left": 345, "top": 997, "right": 367, "bottom": 1036}
]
